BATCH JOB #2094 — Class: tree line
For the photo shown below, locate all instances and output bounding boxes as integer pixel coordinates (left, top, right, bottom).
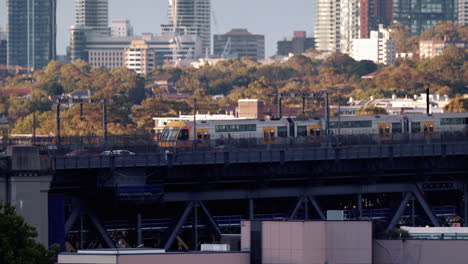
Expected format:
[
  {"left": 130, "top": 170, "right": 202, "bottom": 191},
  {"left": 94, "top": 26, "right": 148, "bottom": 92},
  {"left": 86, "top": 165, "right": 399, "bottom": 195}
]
[{"left": 0, "top": 23, "right": 467, "bottom": 136}]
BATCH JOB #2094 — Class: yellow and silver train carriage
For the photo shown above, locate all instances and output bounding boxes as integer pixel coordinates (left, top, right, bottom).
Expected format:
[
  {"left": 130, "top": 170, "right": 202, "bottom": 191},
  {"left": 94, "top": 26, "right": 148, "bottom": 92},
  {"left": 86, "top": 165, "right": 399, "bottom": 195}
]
[{"left": 158, "top": 113, "right": 468, "bottom": 149}]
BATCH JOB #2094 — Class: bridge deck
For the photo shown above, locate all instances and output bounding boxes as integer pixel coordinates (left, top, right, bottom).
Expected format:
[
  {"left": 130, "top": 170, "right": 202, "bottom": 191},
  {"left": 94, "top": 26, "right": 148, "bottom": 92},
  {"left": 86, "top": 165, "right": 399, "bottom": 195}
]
[{"left": 54, "top": 142, "right": 468, "bottom": 170}]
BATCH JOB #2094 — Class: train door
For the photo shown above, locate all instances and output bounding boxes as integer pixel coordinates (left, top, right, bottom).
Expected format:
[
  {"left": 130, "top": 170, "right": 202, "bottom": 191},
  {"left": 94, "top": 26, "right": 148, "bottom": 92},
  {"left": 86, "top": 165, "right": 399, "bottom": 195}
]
[
  {"left": 196, "top": 129, "right": 210, "bottom": 148},
  {"left": 263, "top": 126, "right": 276, "bottom": 144},
  {"left": 422, "top": 121, "right": 435, "bottom": 139},
  {"left": 378, "top": 123, "right": 391, "bottom": 141},
  {"left": 308, "top": 125, "right": 322, "bottom": 144}
]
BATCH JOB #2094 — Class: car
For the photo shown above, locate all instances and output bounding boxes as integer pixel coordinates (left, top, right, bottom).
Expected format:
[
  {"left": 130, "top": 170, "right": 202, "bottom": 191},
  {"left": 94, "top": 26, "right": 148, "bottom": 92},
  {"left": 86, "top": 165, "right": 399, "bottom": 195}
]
[
  {"left": 100, "top": 150, "right": 136, "bottom": 156},
  {"left": 65, "top": 149, "right": 98, "bottom": 157}
]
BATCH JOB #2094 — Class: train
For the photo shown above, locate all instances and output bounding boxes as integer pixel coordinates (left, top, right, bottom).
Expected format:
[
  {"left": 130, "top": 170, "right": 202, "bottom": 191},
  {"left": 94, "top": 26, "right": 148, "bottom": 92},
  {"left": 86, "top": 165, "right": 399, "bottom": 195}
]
[{"left": 158, "top": 112, "right": 468, "bottom": 149}]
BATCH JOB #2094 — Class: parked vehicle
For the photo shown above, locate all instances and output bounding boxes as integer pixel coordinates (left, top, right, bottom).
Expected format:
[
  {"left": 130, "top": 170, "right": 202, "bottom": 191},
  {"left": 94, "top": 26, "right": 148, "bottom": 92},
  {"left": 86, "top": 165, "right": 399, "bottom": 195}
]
[
  {"left": 100, "top": 150, "right": 136, "bottom": 156},
  {"left": 65, "top": 149, "right": 98, "bottom": 157}
]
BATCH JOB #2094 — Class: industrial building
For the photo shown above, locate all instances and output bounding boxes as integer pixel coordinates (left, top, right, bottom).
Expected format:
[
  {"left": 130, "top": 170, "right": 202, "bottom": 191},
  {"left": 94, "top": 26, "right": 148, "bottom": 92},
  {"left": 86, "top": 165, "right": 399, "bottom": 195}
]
[{"left": 214, "top": 29, "right": 265, "bottom": 60}]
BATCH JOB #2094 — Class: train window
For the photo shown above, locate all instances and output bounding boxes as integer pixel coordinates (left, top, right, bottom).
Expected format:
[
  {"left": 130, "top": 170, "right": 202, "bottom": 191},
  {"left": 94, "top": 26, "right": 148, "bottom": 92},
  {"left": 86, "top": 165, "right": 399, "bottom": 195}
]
[
  {"left": 329, "top": 120, "right": 372, "bottom": 129},
  {"left": 411, "top": 122, "right": 421, "bottom": 133},
  {"left": 278, "top": 126, "right": 288, "bottom": 137},
  {"left": 166, "top": 127, "right": 179, "bottom": 140},
  {"left": 441, "top": 118, "right": 467, "bottom": 125},
  {"left": 178, "top": 129, "right": 189, "bottom": 140},
  {"left": 297, "top": 126, "right": 307, "bottom": 137},
  {"left": 215, "top": 124, "right": 256, "bottom": 132},
  {"left": 392, "top": 123, "right": 402, "bottom": 134}
]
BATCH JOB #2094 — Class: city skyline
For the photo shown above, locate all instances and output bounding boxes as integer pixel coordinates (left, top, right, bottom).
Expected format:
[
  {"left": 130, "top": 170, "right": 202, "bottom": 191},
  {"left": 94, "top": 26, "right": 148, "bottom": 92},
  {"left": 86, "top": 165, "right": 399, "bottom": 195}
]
[{"left": 1, "top": 0, "right": 315, "bottom": 57}]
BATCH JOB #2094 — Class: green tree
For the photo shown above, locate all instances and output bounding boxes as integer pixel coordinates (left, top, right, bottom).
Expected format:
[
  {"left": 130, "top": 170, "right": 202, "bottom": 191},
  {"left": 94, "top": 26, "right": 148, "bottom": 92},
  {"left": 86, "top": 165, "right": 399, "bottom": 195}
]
[
  {"left": 0, "top": 202, "right": 57, "bottom": 264},
  {"left": 355, "top": 106, "right": 388, "bottom": 116}
]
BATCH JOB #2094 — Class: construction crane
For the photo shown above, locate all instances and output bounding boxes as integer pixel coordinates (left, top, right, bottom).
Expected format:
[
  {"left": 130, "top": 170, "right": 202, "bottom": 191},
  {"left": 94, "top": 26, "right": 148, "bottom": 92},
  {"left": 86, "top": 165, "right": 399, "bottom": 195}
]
[{"left": 220, "top": 37, "right": 231, "bottom": 59}]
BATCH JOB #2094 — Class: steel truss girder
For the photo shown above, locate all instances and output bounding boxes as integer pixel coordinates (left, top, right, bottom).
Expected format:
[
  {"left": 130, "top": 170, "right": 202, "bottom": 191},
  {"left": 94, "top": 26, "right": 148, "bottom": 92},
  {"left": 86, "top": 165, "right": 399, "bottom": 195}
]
[
  {"left": 289, "top": 196, "right": 325, "bottom": 220},
  {"left": 64, "top": 198, "right": 115, "bottom": 248},
  {"left": 164, "top": 200, "right": 222, "bottom": 251}
]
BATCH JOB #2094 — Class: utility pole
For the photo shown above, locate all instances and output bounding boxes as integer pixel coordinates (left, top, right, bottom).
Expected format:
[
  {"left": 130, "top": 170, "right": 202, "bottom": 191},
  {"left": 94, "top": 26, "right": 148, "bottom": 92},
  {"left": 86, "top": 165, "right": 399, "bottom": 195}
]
[
  {"left": 32, "top": 101, "right": 36, "bottom": 145},
  {"left": 56, "top": 103, "right": 61, "bottom": 147},
  {"left": 193, "top": 98, "right": 197, "bottom": 150},
  {"left": 103, "top": 99, "right": 108, "bottom": 147}
]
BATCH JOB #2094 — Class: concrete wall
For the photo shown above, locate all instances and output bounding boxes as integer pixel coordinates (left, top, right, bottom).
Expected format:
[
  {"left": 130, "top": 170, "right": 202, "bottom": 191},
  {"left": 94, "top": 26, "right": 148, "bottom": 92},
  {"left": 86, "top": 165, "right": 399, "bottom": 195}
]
[
  {"left": 0, "top": 175, "right": 52, "bottom": 246},
  {"left": 242, "top": 220, "right": 372, "bottom": 264},
  {"left": 58, "top": 252, "right": 250, "bottom": 264},
  {"left": 374, "top": 240, "right": 468, "bottom": 264}
]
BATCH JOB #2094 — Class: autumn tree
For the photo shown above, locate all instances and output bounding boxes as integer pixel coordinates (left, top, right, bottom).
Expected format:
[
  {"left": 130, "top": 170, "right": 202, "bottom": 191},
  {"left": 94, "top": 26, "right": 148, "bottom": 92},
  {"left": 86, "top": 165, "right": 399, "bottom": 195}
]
[
  {"left": 355, "top": 106, "right": 388, "bottom": 116},
  {"left": 444, "top": 97, "right": 468, "bottom": 113}
]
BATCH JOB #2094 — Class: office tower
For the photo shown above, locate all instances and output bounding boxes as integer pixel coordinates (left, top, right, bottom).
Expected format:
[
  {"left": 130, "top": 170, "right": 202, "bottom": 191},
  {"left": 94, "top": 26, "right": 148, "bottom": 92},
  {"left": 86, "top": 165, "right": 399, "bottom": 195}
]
[
  {"left": 351, "top": 25, "right": 396, "bottom": 65},
  {"left": 110, "top": 20, "right": 134, "bottom": 37},
  {"left": 162, "top": 0, "right": 211, "bottom": 56},
  {"left": 340, "top": 0, "right": 361, "bottom": 54},
  {"left": 0, "top": 29, "right": 6, "bottom": 65},
  {"left": 359, "top": 0, "right": 393, "bottom": 38},
  {"left": 315, "top": 0, "right": 341, "bottom": 52},
  {"left": 75, "top": 0, "right": 109, "bottom": 34},
  {"left": 7, "top": 0, "right": 56, "bottom": 69},
  {"left": 214, "top": 29, "right": 265, "bottom": 60},
  {"left": 458, "top": 0, "right": 468, "bottom": 25},
  {"left": 277, "top": 31, "right": 315, "bottom": 56},
  {"left": 393, "top": 0, "right": 455, "bottom": 35}
]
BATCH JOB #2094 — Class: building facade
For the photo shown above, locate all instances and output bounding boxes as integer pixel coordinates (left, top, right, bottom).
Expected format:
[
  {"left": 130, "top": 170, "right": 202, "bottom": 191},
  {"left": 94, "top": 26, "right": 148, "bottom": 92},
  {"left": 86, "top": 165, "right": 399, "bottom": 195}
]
[
  {"left": 7, "top": 0, "right": 56, "bottom": 69},
  {"left": 277, "top": 31, "right": 315, "bottom": 56},
  {"left": 163, "top": 0, "right": 211, "bottom": 56},
  {"left": 110, "top": 19, "right": 134, "bottom": 37},
  {"left": 315, "top": 0, "right": 341, "bottom": 52},
  {"left": 458, "top": 0, "right": 468, "bottom": 25},
  {"left": 351, "top": 25, "right": 396, "bottom": 65},
  {"left": 125, "top": 40, "right": 154, "bottom": 75},
  {"left": 340, "top": 0, "right": 361, "bottom": 54},
  {"left": 419, "top": 38, "right": 468, "bottom": 58},
  {"left": 75, "top": 0, "right": 109, "bottom": 34},
  {"left": 359, "top": 0, "right": 393, "bottom": 38},
  {"left": 393, "top": 0, "right": 456, "bottom": 35},
  {"left": 84, "top": 33, "right": 201, "bottom": 71},
  {"left": 214, "top": 29, "right": 265, "bottom": 60},
  {"left": 0, "top": 29, "right": 6, "bottom": 65}
]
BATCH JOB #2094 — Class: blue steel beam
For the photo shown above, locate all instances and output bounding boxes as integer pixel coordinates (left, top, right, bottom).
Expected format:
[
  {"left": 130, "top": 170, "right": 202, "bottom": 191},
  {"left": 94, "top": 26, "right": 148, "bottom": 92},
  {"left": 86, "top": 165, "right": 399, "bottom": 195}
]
[
  {"left": 412, "top": 186, "right": 440, "bottom": 227},
  {"left": 198, "top": 201, "right": 222, "bottom": 240},
  {"left": 164, "top": 183, "right": 416, "bottom": 202},
  {"left": 308, "top": 196, "right": 326, "bottom": 220},
  {"left": 386, "top": 192, "right": 413, "bottom": 233},
  {"left": 289, "top": 196, "right": 306, "bottom": 219},
  {"left": 164, "top": 201, "right": 195, "bottom": 251}
]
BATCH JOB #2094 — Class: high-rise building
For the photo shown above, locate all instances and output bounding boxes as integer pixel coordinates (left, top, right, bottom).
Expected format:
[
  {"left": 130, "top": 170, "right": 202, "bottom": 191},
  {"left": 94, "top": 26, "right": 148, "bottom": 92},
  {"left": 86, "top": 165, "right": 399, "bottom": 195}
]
[
  {"left": 340, "top": 0, "right": 361, "bottom": 54},
  {"left": 75, "top": 0, "right": 109, "bottom": 34},
  {"left": 214, "top": 29, "right": 265, "bottom": 60},
  {"left": 110, "top": 19, "right": 134, "bottom": 37},
  {"left": 351, "top": 25, "right": 396, "bottom": 65},
  {"left": 162, "top": 0, "right": 211, "bottom": 56},
  {"left": 277, "top": 31, "right": 315, "bottom": 56},
  {"left": 458, "top": 0, "right": 468, "bottom": 25},
  {"left": 7, "top": 0, "right": 56, "bottom": 70},
  {"left": 0, "top": 29, "right": 7, "bottom": 65},
  {"left": 359, "top": 0, "right": 393, "bottom": 38},
  {"left": 393, "top": 0, "right": 456, "bottom": 35},
  {"left": 315, "top": 0, "right": 341, "bottom": 52}
]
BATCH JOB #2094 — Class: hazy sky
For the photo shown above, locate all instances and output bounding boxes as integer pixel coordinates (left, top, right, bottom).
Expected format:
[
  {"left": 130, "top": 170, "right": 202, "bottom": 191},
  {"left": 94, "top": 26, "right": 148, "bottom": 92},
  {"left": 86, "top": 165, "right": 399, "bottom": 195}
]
[{"left": 1, "top": 0, "right": 315, "bottom": 57}]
